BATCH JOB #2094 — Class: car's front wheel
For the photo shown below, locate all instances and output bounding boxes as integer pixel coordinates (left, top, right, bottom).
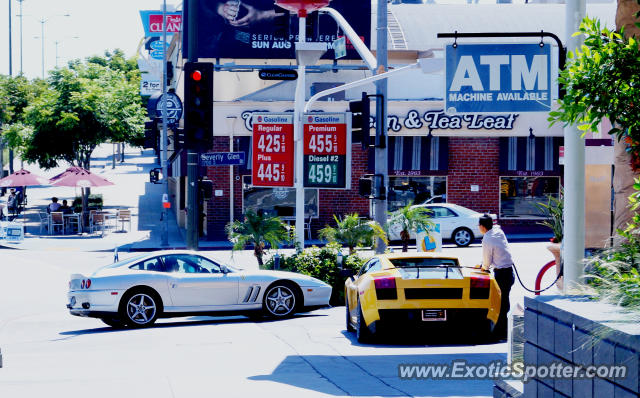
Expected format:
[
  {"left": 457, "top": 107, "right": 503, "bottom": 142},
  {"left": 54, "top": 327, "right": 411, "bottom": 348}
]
[
  {"left": 120, "top": 290, "right": 160, "bottom": 328},
  {"left": 263, "top": 283, "right": 297, "bottom": 318},
  {"left": 345, "top": 298, "right": 355, "bottom": 332},
  {"left": 452, "top": 227, "right": 473, "bottom": 247}
]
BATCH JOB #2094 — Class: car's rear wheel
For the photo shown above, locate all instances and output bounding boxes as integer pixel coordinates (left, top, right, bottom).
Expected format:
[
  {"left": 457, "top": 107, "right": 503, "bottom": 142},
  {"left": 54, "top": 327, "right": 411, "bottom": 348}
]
[
  {"left": 120, "top": 290, "right": 160, "bottom": 328},
  {"left": 100, "top": 317, "right": 126, "bottom": 328},
  {"left": 453, "top": 227, "right": 473, "bottom": 247},
  {"left": 263, "top": 283, "right": 297, "bottom": 318},
  {"left": 356, "top": 300, "right": 373, "bottom": 343},
  {"left": 345, "top": 298, "right": 355, "bottom": 332}
]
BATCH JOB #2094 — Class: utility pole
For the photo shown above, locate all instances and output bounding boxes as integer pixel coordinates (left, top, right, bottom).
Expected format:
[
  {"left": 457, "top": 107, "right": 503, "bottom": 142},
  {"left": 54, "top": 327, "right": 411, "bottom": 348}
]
[
  {"left": 563, "top": 0, "right": 586, "bottom": 292},
  {"left": 161, "top": 1, "right": 170, "bottom": 247},
  {"left": 294, "top": 14, "right": 307, "bottom": 251},
  {"left": 373, "top": 0, "right": 388, "bottom": 253},
  {"left": 7, "top": 0, "right": 13, "bottom": 174},
  {"left": 186, "top": 0, "right": 199, "bottom": 250}
]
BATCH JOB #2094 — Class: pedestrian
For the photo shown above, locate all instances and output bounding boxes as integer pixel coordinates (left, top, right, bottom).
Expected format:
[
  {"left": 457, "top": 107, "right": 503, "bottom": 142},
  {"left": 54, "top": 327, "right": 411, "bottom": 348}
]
[
  {"left": 7, "top": 189, "right": 18, "bottom": 220},
  {"left": 60, "top": 200, "right": 73, "bottom": 214},
  {"left": 47, "top": 197, "right": 62, "bottom": 213},
  {"left": 478, "top": 214, "right": 514, "bottom": 341}
]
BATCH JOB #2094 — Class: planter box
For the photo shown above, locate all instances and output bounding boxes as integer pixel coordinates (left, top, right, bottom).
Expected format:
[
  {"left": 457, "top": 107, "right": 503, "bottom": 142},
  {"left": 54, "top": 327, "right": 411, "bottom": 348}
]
[{"left": 522, "top": 295, "right": 640, "bottom": 397}]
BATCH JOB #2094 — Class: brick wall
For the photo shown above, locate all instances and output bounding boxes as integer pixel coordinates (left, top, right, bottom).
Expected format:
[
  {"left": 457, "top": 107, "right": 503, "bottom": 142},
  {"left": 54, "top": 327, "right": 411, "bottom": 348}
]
[
  {"left": 205, "top": 137, "right": 231, "bottom": 240},
  {"left": 447, "top": 137, "right": 500, "bottom": 215},
  {"left": 316, "top": 144, "right": 370, "bottom": 235}
]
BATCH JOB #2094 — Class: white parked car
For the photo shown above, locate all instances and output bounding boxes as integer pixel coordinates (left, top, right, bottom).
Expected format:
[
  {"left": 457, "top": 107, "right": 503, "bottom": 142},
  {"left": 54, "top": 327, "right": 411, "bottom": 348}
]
[
  {"left": 388, "top": 203, "right": 497, "bottom": 247},
  {"left": 67, "top": 251, "right": 332, "bottom": 328}
]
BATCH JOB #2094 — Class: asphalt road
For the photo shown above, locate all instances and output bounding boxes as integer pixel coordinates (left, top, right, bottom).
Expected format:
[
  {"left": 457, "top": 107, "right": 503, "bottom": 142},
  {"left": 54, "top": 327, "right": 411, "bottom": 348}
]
[{"left": 0, "top": 242, "right": 556, "bottom": 397}]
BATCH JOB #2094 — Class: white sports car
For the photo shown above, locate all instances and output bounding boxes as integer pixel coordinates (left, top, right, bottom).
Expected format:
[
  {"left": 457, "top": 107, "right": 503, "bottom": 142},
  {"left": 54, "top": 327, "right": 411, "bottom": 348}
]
[
  {"left": 67, "top": 250, "right": 332, "bottom": 328},
  {"left": 388, "top": 203, "right": 497, "bottom": 247}
]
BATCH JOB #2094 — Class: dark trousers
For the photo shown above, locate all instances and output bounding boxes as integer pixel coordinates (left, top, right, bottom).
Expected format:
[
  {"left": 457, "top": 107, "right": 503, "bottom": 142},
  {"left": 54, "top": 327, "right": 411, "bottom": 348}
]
[{"left": 493, "top": 267, "right": 514, "bottom": 338}]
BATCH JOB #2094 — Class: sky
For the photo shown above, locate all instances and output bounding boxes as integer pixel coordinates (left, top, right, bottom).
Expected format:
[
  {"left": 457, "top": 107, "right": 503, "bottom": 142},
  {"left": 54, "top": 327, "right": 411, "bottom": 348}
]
[{"left": 0, "top": 0, "right": 180, "bottom": 79}]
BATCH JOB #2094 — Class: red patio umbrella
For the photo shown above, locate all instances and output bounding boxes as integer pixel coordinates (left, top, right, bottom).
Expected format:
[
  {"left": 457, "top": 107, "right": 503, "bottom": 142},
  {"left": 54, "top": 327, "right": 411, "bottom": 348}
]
[
  {"left": 49, "top": 166, "right": 86, "bottom": 183},
  {"left": 49, "top": 168, "right": 114, "bottom": 188},
  {"left": 0, "top": 169, "right": 50, "bottom": 187}
]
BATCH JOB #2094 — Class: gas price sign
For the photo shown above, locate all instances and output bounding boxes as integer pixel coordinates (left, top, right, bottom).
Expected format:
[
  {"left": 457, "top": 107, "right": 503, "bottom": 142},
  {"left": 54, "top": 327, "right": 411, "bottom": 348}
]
[
  {"left": 303, "top": 113, "right": 351, "bottom": 189},
  {"left": 252, "top": 113, "right": 294, "bottom": 187}
]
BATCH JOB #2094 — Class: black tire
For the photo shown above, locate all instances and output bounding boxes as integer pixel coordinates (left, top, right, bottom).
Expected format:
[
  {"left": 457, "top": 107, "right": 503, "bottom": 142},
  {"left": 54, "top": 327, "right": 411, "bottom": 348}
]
[
  {"left": 452, "top": 227, "right": 474, "bottom": 247},
  {"left": 345, "top": 298, "right": 355, "bottom": 332},
  {"left": 262, "top": 282, "right": 298, "bottom": 319},
  {"left": 119, "top": 288, "right": 161, "bottom": 328},
  {"left": 356, "top": 300, "right": 373, "bottom": 343},
  {"left": 100, "top": 317, "right": 126, "bottom": 328}
]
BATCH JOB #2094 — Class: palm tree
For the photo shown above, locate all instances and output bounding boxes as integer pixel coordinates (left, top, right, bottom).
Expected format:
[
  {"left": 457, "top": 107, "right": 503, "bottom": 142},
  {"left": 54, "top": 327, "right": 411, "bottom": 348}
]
[
  {"left": 319, "top": 213, "right": 387, "bottom": 254},
  {"left": 226, "top": 210, "right": 289, "bottom": 267},
  {"left": 388, "top": 204, "right": 435, "bottom": 252}
]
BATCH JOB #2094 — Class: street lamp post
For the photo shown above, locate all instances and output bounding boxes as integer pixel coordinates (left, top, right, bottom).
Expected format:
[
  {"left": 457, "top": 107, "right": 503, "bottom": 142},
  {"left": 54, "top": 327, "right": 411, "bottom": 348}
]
[
  {"left": 54, "top": 36, "right": 79, "bottom": 68},
  {"left": 35, "top": 13, "right": 71, "bottom": 78},
  {"left": 17, "top": 0, "right": 24, "bottom": 74}
]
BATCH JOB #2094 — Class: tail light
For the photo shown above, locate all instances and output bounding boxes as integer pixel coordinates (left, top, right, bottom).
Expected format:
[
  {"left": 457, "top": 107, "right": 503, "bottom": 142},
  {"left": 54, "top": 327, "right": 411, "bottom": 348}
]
[
  {"left": 81, "top": 280, "right": 85, "bottom": 289},
  {"left": 86, "top": 279, "right": 91, "bottom": 289},
  {"left": 374, "top": 277, "right": 397, "bottom": 300},
  {"left": 470, "top": 274, "right": 490, "bottom": 299},
  {"left": 374, "top": 277, "right": 396, "bottom": 290}
]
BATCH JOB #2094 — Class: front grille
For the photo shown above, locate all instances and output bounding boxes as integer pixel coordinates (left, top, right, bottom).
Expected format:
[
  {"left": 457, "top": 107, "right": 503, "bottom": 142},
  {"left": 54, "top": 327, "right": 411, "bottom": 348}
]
[{"left": 404, "top": 288, "right": 462, "bottom": 300}]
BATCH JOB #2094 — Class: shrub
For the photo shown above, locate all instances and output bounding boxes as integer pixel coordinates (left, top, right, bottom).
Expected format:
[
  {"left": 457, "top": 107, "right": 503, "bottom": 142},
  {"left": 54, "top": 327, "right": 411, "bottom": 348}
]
[
  {"left": 72, "top": 194, "right": 103, "bottom": 212},
  {"left": 264, "top": 242, "right": 368, "bottom": 306}
]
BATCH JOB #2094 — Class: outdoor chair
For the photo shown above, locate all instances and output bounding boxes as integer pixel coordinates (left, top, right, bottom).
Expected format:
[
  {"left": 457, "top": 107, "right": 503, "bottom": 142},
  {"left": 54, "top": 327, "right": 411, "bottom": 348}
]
[
  {"left": 304, "top": 216, "right": 312, "bottom": 240},
  {"left": 66, "top": 213, "right": 81, "bottom": 235},
  {"left": 37, "top": 212, "right": 49, "bottom": 235},
  {"left": 116, "top": 209, "right": 132, "bottom": 232},
  {"left": 50, "top": 212, "right": 64, "bottom": 235},
  {"left": 90, "top": 212, "right": 106, "bottom": 236}
]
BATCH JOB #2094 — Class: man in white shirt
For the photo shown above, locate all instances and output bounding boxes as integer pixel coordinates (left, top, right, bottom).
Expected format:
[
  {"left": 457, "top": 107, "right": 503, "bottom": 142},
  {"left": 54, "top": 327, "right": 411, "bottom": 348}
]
[
  {"left": 478, "top": 214, "right": 514, "bottom": 340},
  {"left": 48, "top": 197, "right": 62, "bottom": 213}
]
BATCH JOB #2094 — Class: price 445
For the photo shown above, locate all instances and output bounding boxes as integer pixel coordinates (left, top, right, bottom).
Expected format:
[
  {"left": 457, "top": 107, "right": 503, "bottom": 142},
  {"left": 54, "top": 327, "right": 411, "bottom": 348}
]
[{"left": 257, "top": 163, "right": 285, "bottom": 182}]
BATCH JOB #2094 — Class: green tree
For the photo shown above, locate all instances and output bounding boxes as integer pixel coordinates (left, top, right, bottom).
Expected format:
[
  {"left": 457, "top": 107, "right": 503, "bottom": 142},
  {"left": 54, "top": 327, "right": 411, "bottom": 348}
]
[
  {"left": 319, "top": 213, "right": 387, "bottom": 255},
  {"left": 0, "top": 75, "right": 45, "bottom": 158},
  {"left": 387, "top": 203, "right": 435, "bottom": 252},
  {"left": 226, "top": 210, "right": 289, "bottom": 266}
]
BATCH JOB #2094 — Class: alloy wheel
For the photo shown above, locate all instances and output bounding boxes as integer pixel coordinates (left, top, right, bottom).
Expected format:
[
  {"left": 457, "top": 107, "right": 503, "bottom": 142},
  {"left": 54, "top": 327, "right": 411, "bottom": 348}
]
[
  {"left": 265, "top": 285, "right": 296, "bottom": 317},
  {"left": 126, "top": 293, "right": 157, "bottom": 325}
]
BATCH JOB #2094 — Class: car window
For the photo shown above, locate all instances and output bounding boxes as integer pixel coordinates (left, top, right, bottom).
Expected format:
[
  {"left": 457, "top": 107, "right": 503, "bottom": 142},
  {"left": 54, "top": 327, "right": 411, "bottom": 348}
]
[
  {"left": 357, "top": 259, "right": 381, "bottom": 277},
  {"left": 129, "top": 257, "right": 162, "bottom": 272},
  {"left": 430, "top": 207, "right": 456, "bottom": 218},
  {"left": 162, "top": 254, "right": 221, "bottom": 274}
]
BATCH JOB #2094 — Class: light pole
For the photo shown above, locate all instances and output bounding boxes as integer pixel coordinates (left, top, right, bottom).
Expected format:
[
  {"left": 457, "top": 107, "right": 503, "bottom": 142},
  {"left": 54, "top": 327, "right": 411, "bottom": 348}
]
[
  {"left": 35, "top": 13, "right": 71, "bottom": 78},
  {"left": 54, "top": 36, "right": 79, "bottom": 68},
  {"left": 17, "top": 0, "right": 24, "bottom": 74}
]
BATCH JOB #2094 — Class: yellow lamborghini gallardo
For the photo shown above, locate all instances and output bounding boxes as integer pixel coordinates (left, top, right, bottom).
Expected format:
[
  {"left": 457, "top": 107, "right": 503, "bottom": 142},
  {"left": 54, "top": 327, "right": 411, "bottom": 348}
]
[{"left": 344, "top": 253, "right": 501, "bottom": 342}]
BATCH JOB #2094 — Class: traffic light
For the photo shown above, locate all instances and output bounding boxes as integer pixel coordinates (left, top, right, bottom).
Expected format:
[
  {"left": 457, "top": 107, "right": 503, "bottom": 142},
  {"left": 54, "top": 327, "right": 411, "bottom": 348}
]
[
  {"left": 184, "top": 62, "right": 213, "bottom": 151},
  {"left": 358, "top": 174, "right": 385, "bottom": 200},
  {"left": 143, "top": 120, "right": 158, "bottom": 149},
  {"left": 199, "top": 178, "right": 214, "bottom": 200},
  {"left": 349, "top": 92, "right": 370, "bottom": 149},
  {"left": 150, "top": 168, "right": 162, "bottom": 184}
]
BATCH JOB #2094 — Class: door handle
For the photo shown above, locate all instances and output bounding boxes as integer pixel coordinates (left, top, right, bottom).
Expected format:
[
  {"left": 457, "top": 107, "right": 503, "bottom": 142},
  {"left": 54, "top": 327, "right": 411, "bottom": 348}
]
[{"left": 171, "top": 283, "right": 177, "bottom": 288}]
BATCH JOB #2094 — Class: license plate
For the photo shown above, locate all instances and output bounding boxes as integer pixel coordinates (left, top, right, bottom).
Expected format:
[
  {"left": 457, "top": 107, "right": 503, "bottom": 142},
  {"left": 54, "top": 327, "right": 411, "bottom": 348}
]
[{"left": 422, "top": 309, "right": 446, "bottom": 321}]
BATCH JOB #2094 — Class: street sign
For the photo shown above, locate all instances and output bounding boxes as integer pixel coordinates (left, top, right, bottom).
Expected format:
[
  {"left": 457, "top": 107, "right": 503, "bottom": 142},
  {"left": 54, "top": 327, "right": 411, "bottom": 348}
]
[
  {"left": 333, "top": 37, "right": 346, "bottom": 59},
  {"left": 258, "top": 69, "right": 298, "bottom": 81},
  {"left": 445, "top": 43, "right": 551, "bottom": 114},
  {"left": 303, "top": 113, "right": 351, "bottom": 189},
  {"left": 200, "top": 152, "right": 246, "bottom": 166},
  {"left": 252, "top": 113, "right": 294, "bottom": 187}
]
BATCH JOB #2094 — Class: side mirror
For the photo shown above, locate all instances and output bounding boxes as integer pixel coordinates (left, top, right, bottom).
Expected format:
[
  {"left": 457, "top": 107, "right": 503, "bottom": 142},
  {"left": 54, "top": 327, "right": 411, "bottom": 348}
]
[{"left": 340, "top": 269, "right": 355, "bottom": 278}]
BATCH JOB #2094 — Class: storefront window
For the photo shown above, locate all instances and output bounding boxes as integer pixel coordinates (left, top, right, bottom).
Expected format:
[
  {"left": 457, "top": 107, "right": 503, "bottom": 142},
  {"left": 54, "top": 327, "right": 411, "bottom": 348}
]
[
  {"left": 500, "top": 176, "right": 560, "bottom": 219},
  {"left": 387, "top": 176, "right": 447, "bottom": 212},
  {"left": 242, "top": 176, "right": 319, "bottom": 219}
]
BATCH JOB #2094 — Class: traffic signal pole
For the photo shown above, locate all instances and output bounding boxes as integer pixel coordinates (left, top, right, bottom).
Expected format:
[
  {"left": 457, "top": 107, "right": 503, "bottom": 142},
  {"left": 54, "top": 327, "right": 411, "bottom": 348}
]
[
  {"left": 161, "top": 1, "right": 169, "bottom": 247},
  {"left": 186, "top": 0, "right": 199, "bottom": 250},
  {"left": 373, "top": 0, "right": 389, "bottom": 254},
  {"left": 294, "top": 15, "right": 307, "bottom": 251}
]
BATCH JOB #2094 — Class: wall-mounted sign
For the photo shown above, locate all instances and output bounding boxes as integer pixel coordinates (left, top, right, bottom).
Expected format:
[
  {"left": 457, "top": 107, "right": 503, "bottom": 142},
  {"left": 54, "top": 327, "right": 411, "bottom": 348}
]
[
  {"left": 445, "top": 43, "right": 551, "bottom": 114},
  {"left": 182, "top": 0, "right": 370, "bottom": 60},
  {"left": 303, "top": 113, "right": 351, "bottom": 189},
  {"left": 200, "top": 152, "right": 246, "bottom": 166},
  {"left": 140, "top": 79, "right": 161, "bottom": 96},
  {"left": 251, "top": 113, "right": 294, "bottom": 187},
  {"left": 258, "top": 69, "right": 298, "bottom": 81},
  {"left": 148, "top": 92, "right": 183, "bottom": 125},
  {"left": 140, "top": 11, "right": 182, "bottom": 38}
]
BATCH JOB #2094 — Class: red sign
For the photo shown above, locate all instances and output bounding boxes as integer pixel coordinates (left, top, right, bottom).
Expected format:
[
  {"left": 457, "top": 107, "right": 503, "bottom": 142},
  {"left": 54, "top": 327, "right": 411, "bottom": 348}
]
[
  {"left": 303, "top": 113, "right": 351, "bottom": 189},
  {"left": 149, "top": 14, "right": 182, "bottom": 33},
  {"left": 252, "top": 114, "right": 294, "bottom": 187},
  {"left": 303, "top": 117, "right": 346, "bottom": 156}
]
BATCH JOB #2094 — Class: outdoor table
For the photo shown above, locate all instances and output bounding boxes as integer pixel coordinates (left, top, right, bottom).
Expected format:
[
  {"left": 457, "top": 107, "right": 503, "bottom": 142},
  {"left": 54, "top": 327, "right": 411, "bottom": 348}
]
[{"left": 63, "top": 213, "right": 82, "bottom": 235}]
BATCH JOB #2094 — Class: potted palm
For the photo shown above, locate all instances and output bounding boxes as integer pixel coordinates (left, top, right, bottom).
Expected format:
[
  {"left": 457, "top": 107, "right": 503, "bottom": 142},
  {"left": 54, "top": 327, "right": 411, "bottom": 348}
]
[
  {"left": 387, "top": 203, "right": 435, "bottom": 252},
  {"left": 225, "top": 210, "right": 289, "bottom": 267},
  {"left": 536, "top": 189, "right": 564, "bottom": 288},
  {"left": 319, "top": 213, "right": 387, "bottom": 255}
]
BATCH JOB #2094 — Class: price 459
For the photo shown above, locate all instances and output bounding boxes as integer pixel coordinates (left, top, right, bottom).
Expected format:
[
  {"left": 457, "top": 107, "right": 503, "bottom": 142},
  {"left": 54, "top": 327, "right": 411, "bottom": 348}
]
[{"left": 257, "top": 163, "right": 285, "bottom": 182}]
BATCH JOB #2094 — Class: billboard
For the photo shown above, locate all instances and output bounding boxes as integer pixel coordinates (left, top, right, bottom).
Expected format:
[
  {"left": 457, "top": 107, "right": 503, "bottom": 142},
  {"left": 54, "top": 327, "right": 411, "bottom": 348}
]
[
  {"left": 182, "top": 0, "right": 370, "bottom": 60},
  {"left": 445, "top": 43, "right": 551, "bottom": 114}
]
